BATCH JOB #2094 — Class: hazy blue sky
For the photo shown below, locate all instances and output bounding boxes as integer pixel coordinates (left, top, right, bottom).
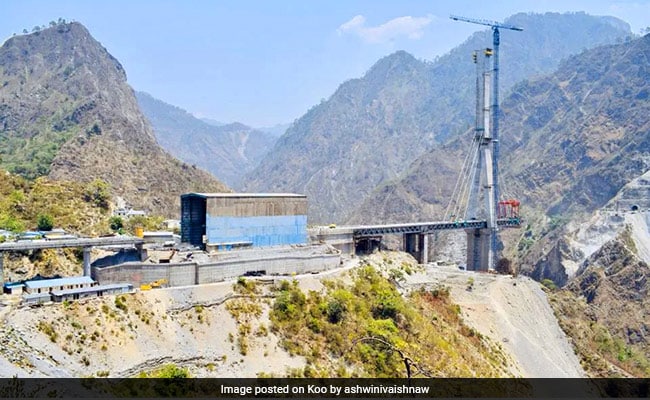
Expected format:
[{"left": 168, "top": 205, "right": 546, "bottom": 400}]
[{"left": 3, "top": 1, "right": 648, "bottom": 127}]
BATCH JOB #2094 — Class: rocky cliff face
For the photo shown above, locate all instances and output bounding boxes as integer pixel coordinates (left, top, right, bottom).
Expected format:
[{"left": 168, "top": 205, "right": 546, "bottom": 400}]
[
  {"left": 526, "top": 169, "right": 650, "bottom": 285},
  {"left": 136, "top": 92, "right": 277, "bottom": 189},
  {"left": 243, "top": 13, "right": 631, "bottom": 223},
  {"left": 0, "top": 22, "right": 229, "bottom": 217},
  {"left": 556, "top": 228, "right": 650, "bottom": 376}
]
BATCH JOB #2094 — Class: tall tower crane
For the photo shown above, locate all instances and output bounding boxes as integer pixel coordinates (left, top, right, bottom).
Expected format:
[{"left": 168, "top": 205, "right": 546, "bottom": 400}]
[{"left": 450, "top": 15, "right": 522, "bottom": 271}]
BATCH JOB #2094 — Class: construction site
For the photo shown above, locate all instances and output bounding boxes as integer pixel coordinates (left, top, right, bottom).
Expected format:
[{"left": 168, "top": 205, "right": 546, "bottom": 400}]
[
  {"left": 0, "top": 193, "right": 347, "bottom": 305},
  {"left": 0, "top": 16, "right": 525, "bottom": 305}
]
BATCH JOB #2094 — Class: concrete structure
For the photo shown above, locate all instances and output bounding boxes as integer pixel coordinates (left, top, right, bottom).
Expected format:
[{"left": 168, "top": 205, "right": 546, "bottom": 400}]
[
  {"left": 51, "top": 283, "right": 133, "bottom": 302},
  {"left": 181, "top": 193, "right": 308, "bottom": 250},
  {"left": 309, "top": 227, "right": 355, "bottom": 255},
  {"left": 24, "top": 276, "right": 96, "bottom": 294},
  {"left": 93, "top": 245, "right": 341, "bottom": 287},
  {"left": 466, "top": 228, "right": 491, "bottom": 272},
  {"left": 0, "top": 236, "right": 145, "bottom": 281},
  {"left": 143, "top": 231, "right": 174, "bottom": 244}
]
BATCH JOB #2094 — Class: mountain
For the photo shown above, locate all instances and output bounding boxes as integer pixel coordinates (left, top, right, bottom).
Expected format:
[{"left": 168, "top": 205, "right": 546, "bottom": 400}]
[
  {"left": 550, "top": 218, "right": 650, "bottom": 377},
  {"left": 355, "top": 34, "right": 650, "bottom": 271},
  {"left": 136, "top": 92, "right": 277, "bottom": 189},
  {"left": 200, "top": 117, "right": 227, "bottom": 127},
  {"left": 243, "top": 12, "right": 631, "bottom": 223},
  {"left": 255, "top": 122, "right": 291, "bottom": 138},
  {"left": 0, "top": 22, "right": 228, "bottom": 217}
]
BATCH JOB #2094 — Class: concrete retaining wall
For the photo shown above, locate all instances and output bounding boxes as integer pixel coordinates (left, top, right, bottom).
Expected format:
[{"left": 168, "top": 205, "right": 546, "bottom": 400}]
[
  {"left": 197, "top": 254, "right": 340, "bottom": 284},
  {"left": 93, "top": 252, "right": 340, "bottom": 287},
  {"left": 92, "top": 263, "right": 196, "bottom": 287}
]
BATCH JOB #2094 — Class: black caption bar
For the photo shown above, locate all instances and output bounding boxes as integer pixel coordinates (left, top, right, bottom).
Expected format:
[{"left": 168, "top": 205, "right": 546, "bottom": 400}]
[{"left": 0, "top": 378, "right": 648, "bottom": 398}]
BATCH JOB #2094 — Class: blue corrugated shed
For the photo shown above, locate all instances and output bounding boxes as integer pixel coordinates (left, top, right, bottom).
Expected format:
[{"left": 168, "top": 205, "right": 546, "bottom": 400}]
[{"left": 206, "top": 215, "right": 307, "bottom": 247}]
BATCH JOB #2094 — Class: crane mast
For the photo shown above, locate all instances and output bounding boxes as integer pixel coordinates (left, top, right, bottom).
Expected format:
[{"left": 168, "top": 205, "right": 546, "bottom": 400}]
[{"left": 450, "top": 15, "right": 522, "bottom": 271}]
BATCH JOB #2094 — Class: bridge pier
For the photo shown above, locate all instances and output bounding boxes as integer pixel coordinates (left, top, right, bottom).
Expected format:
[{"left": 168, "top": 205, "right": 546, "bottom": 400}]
[
  {"left": 419, "top": 234, "right": 428, "bottom": 264},
  {"left": 0, "top": 252, "right": 4, "bottom": 283},
  {"left": 83, "top": 247, "right": 92, "bottom": 277},
  {"left": 403, "top": 233, "right": 429, "bottom": 264},
  {"left": 403, "top": 233, "right": 417, "bottom": 255},
  {"left": 136, "top": 243, "right": 147, "bottom": 262},
  {"left": 466, "top": 228, "right": 491, "bottom": 272}
]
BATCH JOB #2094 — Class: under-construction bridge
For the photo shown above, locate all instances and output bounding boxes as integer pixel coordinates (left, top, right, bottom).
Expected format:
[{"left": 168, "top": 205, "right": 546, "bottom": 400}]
[{"left": 324, "top": 15, "right": 524, "bottom": 272}]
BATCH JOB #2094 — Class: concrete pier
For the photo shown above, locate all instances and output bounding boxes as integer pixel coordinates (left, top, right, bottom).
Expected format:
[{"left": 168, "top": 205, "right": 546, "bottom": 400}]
[
  {"left": 419, "top": 233, "right": 429, "bottom": 264},
  {"left": 466, "top": 228, "right": 491, "bottom": 271},
  {"left": 403, "top": 233, "right": 429, "bottom": 264},
  {"left": 83, "top": 247, "right": 92, "bottom": 277}
]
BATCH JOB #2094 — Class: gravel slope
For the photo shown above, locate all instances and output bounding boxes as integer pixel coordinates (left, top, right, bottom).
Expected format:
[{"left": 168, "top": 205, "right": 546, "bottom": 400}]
[{"left": 404, "top": 264, "right": 585, "bottom": 377}]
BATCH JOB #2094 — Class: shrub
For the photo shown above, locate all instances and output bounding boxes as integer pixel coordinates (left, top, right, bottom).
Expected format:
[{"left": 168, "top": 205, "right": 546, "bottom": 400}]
[
  {"left": 109, "top": 216, "right": 123, "bottom": 231},
  {"left": 326, "top": 299, "right": 346, "bottom": 323},
  {"left": 273, "top": 286, "right": 306, "bottom": 321},
  {"left": 38, "top": 321, "right": 57, "bottom": 343},
  {"left": 0, "top": 214, "right": 24, "bottom": 233},
  {"left": 143, "top": 364, "right": 190, "bottom": 378},
  {"left": 36, "top": 213, "right": 54, "bottom": 231},
  {"left": 372, "top": 291, "right": 400, "bottom": 320},
  {"left": 115, "top": 296, "right": 128, "bottom": 312},
  {"left": 467, "top": 277, "right": 475, "bottom": 290},
  {"left": 234, "top": 277, "right": 258, "bottom": 294},
  {"left": 541, "top": 279, "right": 558, "bottom": 291}
]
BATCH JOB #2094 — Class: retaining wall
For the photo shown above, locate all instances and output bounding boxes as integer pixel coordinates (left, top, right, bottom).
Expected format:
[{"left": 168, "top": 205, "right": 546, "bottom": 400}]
[
  {"left": 197, "top": 254, "right": 340, "bottom": 284},
  {"left": 92, "top": 262, "right": 196, "bottom": 287},
  {"left": 92, "top": 252, "right": 340, "bottom": 287}
]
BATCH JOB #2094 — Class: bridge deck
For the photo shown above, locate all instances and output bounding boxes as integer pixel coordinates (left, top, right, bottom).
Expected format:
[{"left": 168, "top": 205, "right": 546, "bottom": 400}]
[
  {"left": 0, "top": 236, "right": 144, "bottom": 251},
  {"left": 348, "top": 218, "right": 521, "bottom": 236}
]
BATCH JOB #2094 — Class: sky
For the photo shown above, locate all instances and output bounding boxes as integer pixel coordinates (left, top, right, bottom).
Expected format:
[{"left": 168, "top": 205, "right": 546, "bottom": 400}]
[{"left": 3, "top": 0, "right": 649, "bottom": 127}]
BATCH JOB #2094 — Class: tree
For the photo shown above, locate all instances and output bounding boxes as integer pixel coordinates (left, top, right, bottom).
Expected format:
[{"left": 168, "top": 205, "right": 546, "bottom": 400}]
[
  {"left": 109, "top": 216, "right": 123, "bottom": 231},
  {"left": 37, "top": 213, "right": 54, "bottom": 231}
]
